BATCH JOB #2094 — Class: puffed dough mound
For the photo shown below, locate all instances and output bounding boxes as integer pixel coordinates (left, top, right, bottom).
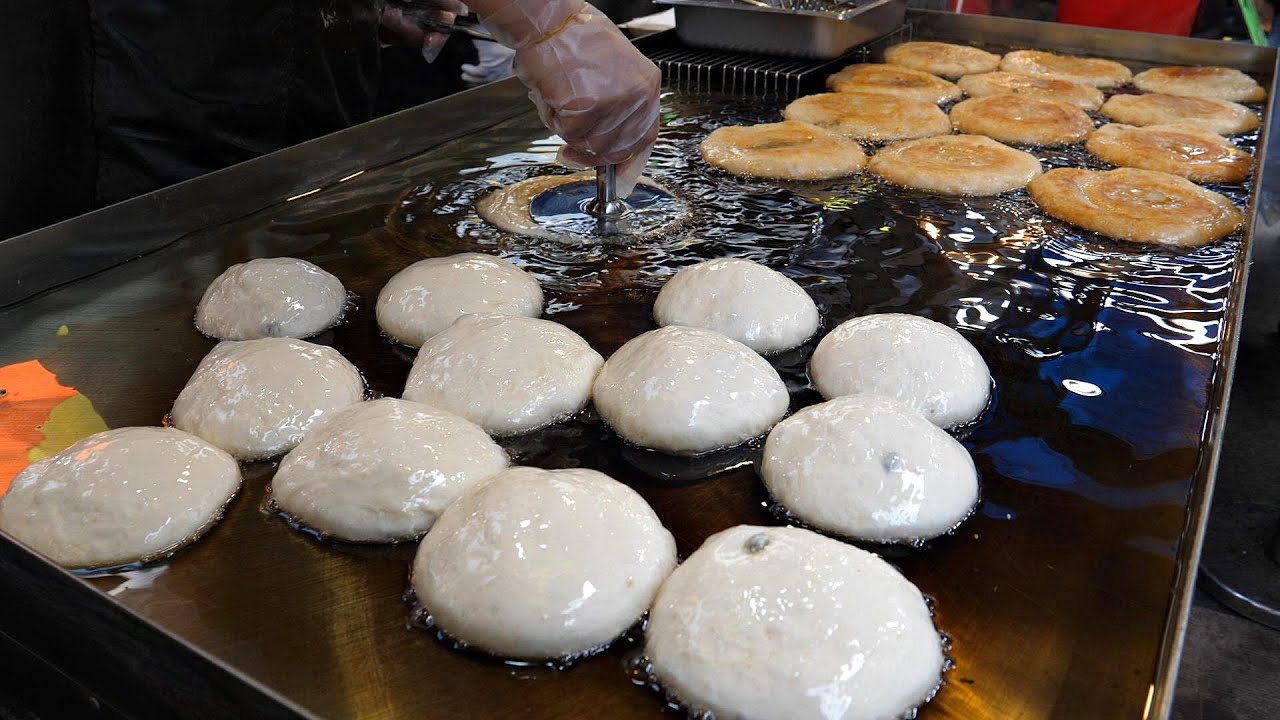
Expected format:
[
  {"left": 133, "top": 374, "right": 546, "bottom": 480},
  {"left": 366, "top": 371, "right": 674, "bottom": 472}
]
[
  {"left": 402, "top": 314, "right": 602, "bottom": 437},
  {"left": 413, "top": 466, "right": 677, "bottom": 660},
  {"left": 884, "top": 41, "right": 1001, "bottom": 79},
  {"left": 826, "top": 63, "right": 963, "bottom": 104},
  {"left": 869, "top": 135, "right": 1042, "bottom": 196},
  {"left": 1099, "top": 93, "right": 1259, "bottom": 136},
  {"left": 0, "top": 427, "right": 241, "bottom": 569},
  {"left": 1028, "top": 167, "right": 1244, "bottom": 247},
  {"left": 646, "top": 525, "right": 946, "bottom": 720},
  {"left": 950, "top": 94, "right": 1094, "bottom": 147},
  {"left": 999, "top": 50, "right": 1132, "bottom": 88},
  {"left": 810, "top": 313, "right": 992, "bottom": 428},
  {"left": 592, "top": 326, "right": 789, "bottom": 455},
  {"left": 271, "top": 398, "right": 509, "bottom": 543},
  {"left": 377, "top": 253, "right": 542, "bottom": 347},
  {"left": 1132, "top": 66, "right": 1266, "bottom": 104},
  {"left": 700, "top": 121, "right": 867, "bottom": 181},
  {"left": 782, "top": 92, "right": 951, "bottom": 143},
  {"left": 1085, "top": 123, "right": 1254, "bottom": 184},
  {"left": 195, "top": 257, "right": 345, "bottom": 341},
  {"left": 171, "top": 338, "right": 364, "bottom": 460},
  {"left": 956, "top": 71, "right": 1104, "bottom": 111},
  {"left": 762, "top": 394, "right": 979, "bottom": 543},
  {"left": 653, "top": 258, "right": 819, "bottom": 355}
]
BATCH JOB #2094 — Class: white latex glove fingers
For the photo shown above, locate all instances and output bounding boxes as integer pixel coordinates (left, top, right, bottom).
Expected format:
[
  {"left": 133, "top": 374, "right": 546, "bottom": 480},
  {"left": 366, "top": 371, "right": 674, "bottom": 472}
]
[
  {"left": 514, "top": 5, "right": 661, "bottom": 193},
  {"left": 555, "top": 141, "right": 654, "bottom": 198},
  {"left": 613, "top": 143, "right": 654, "bottom": 198},
  {"left": 461, "top": 35, "right": 516, "bottom": 86}
]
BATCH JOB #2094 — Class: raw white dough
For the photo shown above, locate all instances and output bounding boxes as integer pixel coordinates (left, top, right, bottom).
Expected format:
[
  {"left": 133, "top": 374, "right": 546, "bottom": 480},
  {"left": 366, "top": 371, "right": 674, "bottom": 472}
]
[
  {"left": 271, "top": 398, "right": 509, "bottom": 542},
  {"left": 592, "top": 326, "right": 789, "bottom": 456},
  {"left": 195, "top": 257, "right": 346, "bottom": 341},
  {"left": 171, "top": 338, "right": 365, "bottom": 460},
  {"left": 646, "top": 525, "right": 945, "bottom": 720},
  {"left": 412, "top": 466, "right": 677, "bottom": 659},
  {"left": 0, "top": 427, "right": 241, "bottom": 569},
  {"left": 653, "top": 258, "right": 820, "bottom": 355},
  {"left": 762, "top": 394, "right": 978, "bottom": 543},
  {"left": 376, "top": 253, "right": 543, "bottom": 347},
  {"left": 810, "top": 313, "right": 991, "bottom": 428},
  {"left": 402, "top": 314, "right": 602, "bottom": 437}
]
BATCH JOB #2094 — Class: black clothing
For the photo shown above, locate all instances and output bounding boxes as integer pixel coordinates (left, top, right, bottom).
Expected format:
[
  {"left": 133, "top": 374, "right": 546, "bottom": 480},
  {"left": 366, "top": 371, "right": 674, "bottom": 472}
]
[{"left": 1, "top": 0, "right": 383, "bottom": 240}]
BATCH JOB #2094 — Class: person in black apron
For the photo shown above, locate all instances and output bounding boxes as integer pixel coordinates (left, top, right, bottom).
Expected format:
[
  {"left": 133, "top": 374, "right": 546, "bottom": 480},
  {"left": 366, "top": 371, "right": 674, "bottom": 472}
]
[{"left": 0, "top": 0, "right": 658, "bottom": 239}]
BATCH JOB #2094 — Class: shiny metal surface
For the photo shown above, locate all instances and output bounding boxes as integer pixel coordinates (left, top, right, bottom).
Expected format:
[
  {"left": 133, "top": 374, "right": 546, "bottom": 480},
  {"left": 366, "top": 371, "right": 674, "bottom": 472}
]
[
  {"left": 0, "top": 12, "right": 1276, "bottom": 720},
  {"left": 661, "top": 0, "right": 906, "bottom": 59}
]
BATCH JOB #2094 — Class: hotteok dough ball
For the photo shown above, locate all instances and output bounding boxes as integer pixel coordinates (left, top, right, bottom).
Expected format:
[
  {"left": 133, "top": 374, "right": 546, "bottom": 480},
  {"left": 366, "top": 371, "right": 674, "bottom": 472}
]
[
  {"left": 402, "top": 314, "right": 602, "bottom": 437},
  {"left": 653, "top": 258, "right": 820, "bottom": 355},
  {"left": 376, "top": 253, "right": 543, "bottom": 347},
  {"left": 762, "top": 394, "right": 979, "bottom": 543},
  {"left": 646, "top": 525, "right": 946, "bottom": 720},
  {"left": 195, "top": 257, "right": 346, "bottom": 341},
  {"left": 592, "top": 326, "right": 790, "bottom": 455},
  {"left": 271, "top": 398, "right": 510, "bottom": 542},
  {"left": 412, "top": 466, "right": 677, "bottom": 660},
  {"left": 171, "top": 338, "right": 365, "bottom": 460},
  {"left": 0, "top": 427, "right": 241, "bottom": 569},
  {"left": 809, "top": 313, "right": 991, "bottom": 428}
]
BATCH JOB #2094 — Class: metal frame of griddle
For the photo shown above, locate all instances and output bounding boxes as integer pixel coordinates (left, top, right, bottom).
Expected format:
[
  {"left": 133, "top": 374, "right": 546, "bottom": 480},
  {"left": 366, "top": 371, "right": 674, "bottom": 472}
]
[{"left": 0, "top": 10, "right": 1276, "bottom": 719}]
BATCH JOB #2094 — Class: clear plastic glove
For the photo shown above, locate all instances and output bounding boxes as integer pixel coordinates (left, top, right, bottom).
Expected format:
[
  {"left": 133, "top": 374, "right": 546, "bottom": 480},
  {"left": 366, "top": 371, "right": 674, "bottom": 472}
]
[
  {"left": 469, "top": 0, "right": 661, "bottom": 197},
  {"left": 461, "top": 34, "right": 516, "bottom": 87},
  {"left": 380, "top": 1, "right": 470, "bottom": 63}
]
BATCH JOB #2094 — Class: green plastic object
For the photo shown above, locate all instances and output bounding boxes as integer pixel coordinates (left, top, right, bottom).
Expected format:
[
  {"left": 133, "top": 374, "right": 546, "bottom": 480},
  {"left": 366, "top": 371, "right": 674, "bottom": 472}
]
[{"left": 1238, "top": 0, "right": 1269, "bottom": 46}]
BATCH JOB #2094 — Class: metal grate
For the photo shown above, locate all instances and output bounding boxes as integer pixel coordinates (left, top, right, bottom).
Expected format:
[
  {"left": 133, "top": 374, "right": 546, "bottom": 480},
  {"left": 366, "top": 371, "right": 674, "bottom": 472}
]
[{"left": 649, "top": 22, "right": 913, "bottom": 98}]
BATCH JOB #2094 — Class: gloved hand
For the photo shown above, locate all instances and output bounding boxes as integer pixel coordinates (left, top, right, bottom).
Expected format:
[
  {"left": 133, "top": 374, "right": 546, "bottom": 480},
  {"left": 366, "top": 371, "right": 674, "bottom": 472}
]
[
  {"left": 469, "top": 0, "right": 661, "bottom": 197},
  {"left": 380, "top": 0, "right": 471, "bottom": 63},
  {"left": 461, "top": 34, "right": 516, "bottom": 87}
]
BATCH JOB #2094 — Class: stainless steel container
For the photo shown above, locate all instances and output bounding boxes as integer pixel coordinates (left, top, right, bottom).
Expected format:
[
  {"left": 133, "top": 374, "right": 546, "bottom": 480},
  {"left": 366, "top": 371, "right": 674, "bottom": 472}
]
[{"left": 660, "top": 0, "right": 906, "bottom": 58}]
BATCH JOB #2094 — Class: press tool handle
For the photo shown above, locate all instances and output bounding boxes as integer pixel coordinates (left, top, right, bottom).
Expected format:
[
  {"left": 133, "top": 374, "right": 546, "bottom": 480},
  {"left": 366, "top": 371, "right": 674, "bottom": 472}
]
[{"left": 591, "top": 164, "right": 627, "bottom": 235}]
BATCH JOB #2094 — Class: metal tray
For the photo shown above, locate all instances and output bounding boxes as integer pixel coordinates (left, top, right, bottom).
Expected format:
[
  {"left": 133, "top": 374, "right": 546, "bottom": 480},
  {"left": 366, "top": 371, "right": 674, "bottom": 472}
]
[
  {"left": 0, "top": 10, "right": 1276, "bottom": 720},
  {"left": 660, "top": 0, "right": 907, "bottom": 59}
]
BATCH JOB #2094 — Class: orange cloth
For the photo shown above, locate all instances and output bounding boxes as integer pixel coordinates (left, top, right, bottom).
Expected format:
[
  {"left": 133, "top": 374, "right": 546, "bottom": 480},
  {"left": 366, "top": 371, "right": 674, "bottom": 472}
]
[{"left": 0, "top": 360, "right": 107, "bottom": 495}]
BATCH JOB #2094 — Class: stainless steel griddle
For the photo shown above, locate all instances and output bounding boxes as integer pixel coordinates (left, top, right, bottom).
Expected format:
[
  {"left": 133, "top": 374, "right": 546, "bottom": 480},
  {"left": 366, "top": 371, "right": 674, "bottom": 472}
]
[{"left": 0, "top": 10, "right": 1276, "bottom": 720}]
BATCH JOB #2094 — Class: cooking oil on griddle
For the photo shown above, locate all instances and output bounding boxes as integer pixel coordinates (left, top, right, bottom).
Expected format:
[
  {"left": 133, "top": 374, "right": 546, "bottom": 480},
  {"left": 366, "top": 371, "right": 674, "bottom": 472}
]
[{"left": 26, "top": 84, "right": 1257, "bottom": 719}]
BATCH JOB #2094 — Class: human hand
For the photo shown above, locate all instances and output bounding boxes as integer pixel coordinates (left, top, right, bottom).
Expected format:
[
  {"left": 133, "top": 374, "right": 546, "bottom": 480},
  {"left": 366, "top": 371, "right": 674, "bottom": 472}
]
[
  {"left": 381, "top": 0, "right": 471, "bottom": 62},
  {"left": 469, "top": 0, "right": 661, "bottom": 197}
]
